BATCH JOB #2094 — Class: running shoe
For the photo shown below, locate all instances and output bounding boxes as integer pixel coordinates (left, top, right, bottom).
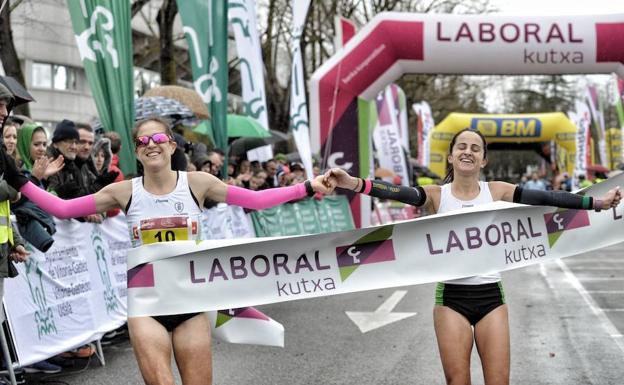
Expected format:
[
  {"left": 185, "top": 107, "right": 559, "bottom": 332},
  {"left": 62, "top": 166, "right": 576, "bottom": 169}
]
[{"left": 23, "top": 360, "right": 62, "bottom": 374}]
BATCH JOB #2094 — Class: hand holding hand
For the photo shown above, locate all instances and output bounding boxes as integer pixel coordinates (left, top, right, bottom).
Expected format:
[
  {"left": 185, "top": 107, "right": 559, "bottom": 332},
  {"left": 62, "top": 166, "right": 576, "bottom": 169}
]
[
  {"left": 323, "top": 168, "right": 359, "bottom": 191},
  {"left": 310, "top": 174, "right": 336, "bottom": 195},
  {"left": 10, "top": 245, "right": 29, "bottom": 263},
  {"left": 596, "top": 186, "right": 622, "bottom": 211}
]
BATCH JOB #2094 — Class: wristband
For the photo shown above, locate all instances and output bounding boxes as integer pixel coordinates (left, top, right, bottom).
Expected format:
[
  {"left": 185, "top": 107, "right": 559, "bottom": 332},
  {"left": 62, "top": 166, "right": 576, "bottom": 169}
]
[
  {"left": 304, "top": 180, "right": 315, "bottom": 197},
  {"left": 357, "top": 178, "right": 366, "bottom": 193},
  {"left": 594, "top": 199, "right": 604, "bottom": 212}
]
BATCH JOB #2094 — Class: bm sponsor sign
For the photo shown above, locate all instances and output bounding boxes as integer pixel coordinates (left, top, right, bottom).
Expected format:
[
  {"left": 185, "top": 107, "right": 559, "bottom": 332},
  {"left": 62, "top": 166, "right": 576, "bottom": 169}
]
[{"left": 471, "top": 118, "right": 541, "bottom": 138}]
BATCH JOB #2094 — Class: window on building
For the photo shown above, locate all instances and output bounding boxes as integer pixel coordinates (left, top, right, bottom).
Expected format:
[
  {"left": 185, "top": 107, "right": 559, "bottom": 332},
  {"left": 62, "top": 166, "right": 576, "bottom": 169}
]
[
  {"left": 32, "top": 62, "right": 52, "bottom": 88},
  {"left": 32, "top": 62, "right": 78, "bottom": 91}
]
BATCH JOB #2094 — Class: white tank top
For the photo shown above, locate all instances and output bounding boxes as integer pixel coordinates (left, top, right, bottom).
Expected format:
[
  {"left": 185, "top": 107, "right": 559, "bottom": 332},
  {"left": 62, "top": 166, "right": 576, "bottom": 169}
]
[
  {"left": 125, "top": 171, "right": 203, "bottom": 248},
  {"left": 438, "top": 181, "right": 501, "bottom": 285}
]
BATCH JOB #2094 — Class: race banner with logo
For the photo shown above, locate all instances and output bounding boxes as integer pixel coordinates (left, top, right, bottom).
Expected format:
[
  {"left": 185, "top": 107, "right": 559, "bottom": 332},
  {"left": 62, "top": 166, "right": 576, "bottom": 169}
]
[
  {"left": 413, "top": 101, "right": 435, "bottom": 167},
  {"left": 126, "top": 176, "right": 624, "bottom": 317},
  {"left": 177, "top": 0, "right": 229, "bottom": 158},
  {"left": 571, "top": 101, "right": 592, "bottom": 182},
  {"left": 68, "top": 0, "right": 136, "bottom": 174},
  {"left": 372, "top": 87, "right": 409, "bottom": 186},
  {"left": 250, "top": 196, "right": 354, "bottom": 237},
  {"left": 390, "top": 84, "right": 410, "bottom": 157},
  {"left": 201, "top": 204, "right": 255, "bottom": 240},
  {"left": 4, "top": 216, "right": 129, "bottom": 366},
  {"left": 613, "top": 75, "right": 624, "bottom": 164},
  {"left": 228, "top": 0, "right": 273, "bottom": 162},
  {"left": 289, "top": 0, "right": 313, "bottom": 179},
  {"left": 586, "top": 85, "right": 607, "bottom": 166}
]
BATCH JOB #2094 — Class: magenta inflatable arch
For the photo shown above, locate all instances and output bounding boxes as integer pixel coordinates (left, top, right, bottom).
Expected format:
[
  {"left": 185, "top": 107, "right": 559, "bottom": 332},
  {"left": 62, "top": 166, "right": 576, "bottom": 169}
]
[{"left": 310, "top": 12, "right": 624, "bottom": 226}]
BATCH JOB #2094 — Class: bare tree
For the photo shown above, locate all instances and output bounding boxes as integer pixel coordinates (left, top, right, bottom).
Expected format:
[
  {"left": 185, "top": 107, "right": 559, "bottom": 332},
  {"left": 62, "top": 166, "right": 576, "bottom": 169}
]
[
  {"left": 258, "top": 0, "right": 495, "bottom": 141},
  {"left": 156, "top": 0, "right": 178, "bottom": 84},
  {"left": 0, "top": 0, "right": 29, "bottom": 116}
]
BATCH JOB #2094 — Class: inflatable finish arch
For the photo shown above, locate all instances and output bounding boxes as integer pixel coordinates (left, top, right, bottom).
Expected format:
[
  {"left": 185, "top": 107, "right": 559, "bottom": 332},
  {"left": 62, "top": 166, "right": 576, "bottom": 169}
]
[
  {"left": 428, "top": 113, "right": 578, "bottom": 177},
  {"left": 310, "top": 12, "right": 624, "bottom": 226}
]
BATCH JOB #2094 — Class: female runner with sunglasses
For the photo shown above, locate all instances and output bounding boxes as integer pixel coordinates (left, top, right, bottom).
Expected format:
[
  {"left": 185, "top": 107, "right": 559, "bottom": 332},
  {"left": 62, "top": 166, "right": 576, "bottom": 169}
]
[
  {"left": 325, "top": 128, "right": 621, "bottom": 385},
  {"left": 15, "top": 117, "right": 336, "bottom": 385}
]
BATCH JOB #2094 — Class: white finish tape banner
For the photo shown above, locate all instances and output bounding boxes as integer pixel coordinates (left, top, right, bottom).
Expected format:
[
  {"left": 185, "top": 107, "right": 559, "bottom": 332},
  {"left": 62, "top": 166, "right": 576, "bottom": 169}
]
[{"left": 127, "top": 176, "right": 624, "bottom": 317}]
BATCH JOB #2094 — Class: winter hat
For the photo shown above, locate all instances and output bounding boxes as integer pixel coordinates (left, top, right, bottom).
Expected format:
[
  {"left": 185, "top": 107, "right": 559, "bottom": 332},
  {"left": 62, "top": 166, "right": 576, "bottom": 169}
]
[{"left": 52, "top": 119, "right": 79, "bottom": 143}]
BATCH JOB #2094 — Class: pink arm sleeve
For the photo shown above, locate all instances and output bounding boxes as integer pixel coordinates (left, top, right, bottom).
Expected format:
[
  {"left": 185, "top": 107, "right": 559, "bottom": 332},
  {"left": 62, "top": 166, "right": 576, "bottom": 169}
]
[
  {"left": 225, "top": 183, "right": 307, "bottom": 210},
  {"left": 20, "top": 181, "right": 98, "bottom": 219}
]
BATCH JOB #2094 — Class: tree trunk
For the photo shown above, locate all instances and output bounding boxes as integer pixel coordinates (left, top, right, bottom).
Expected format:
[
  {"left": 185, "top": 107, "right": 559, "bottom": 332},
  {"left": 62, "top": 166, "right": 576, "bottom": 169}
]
[
  {"left": 0, "top": 0, "right": 29, "bottom": 116},
  {"left": 157, "top": 0, "right": 178, "bottom": 85}
]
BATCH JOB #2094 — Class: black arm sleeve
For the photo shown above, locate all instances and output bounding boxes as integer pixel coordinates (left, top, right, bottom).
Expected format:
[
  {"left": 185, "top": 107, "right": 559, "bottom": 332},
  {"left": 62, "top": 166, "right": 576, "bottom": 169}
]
[
  {"left": 0, "top": 146, "right": 29, "bottom": 191},
  {"left": 365, "top": 179, "right": 427, "bottom": 207},
  {"left": 513, "top": 187, "right": 593, "bottom": 209}
]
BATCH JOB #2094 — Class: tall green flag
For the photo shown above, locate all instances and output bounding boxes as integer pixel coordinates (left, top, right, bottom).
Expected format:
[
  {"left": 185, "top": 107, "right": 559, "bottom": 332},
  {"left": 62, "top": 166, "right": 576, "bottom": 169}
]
[
  {"left": 177, "top": 0, "right": 229, "bottom": 163},
  {"left": 68, "top": 1, "right": 136, "bottom": 174}
]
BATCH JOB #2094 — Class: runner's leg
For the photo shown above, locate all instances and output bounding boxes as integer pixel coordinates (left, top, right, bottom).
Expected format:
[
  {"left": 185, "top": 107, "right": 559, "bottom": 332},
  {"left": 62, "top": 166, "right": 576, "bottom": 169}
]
[
  {"left": 434, "top": 306, "right": 474, "bottom": 385},
  {"left": 128, "top": 316, "right": 176, "bottom": 385},
  {"left": 474, "top": 305, "right": 510, "bottom": 385},
  {"left": 172, "top": 313, "right": 212, "bottom": 385}
]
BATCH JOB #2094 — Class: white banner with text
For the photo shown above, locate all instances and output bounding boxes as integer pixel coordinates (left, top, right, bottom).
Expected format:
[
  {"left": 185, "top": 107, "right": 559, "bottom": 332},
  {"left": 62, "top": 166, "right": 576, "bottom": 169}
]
[{"left": 127, "top": 176, "right": 624, "bottom": 317}]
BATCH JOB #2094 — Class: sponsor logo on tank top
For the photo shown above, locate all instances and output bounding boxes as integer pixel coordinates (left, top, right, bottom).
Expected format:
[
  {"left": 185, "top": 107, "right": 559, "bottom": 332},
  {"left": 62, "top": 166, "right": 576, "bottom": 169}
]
[{"left": 155, "top": 199, "right": 169, "bottom": 204}]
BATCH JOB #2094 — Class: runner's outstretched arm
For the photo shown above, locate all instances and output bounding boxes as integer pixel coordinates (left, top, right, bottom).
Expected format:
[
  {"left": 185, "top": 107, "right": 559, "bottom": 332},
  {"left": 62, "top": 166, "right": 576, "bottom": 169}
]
[
  {"left": 197, "top": 171, "right": 335, "bottom": 210},
  {"left": 19, "top": 180, "right": 125, "bottom": 219},
  {"left": 20, "top": 182, "right": 96, "bottom": 218},
  {"left": 225, "top": 175, "right": 333, "bottom": 210}
]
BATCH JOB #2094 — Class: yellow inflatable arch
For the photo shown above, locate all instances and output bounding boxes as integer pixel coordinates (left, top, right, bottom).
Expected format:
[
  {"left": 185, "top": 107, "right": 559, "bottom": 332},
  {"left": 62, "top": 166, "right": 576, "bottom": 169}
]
[{"left": 429, "top": 112, "right": 577, "bottom": 178}]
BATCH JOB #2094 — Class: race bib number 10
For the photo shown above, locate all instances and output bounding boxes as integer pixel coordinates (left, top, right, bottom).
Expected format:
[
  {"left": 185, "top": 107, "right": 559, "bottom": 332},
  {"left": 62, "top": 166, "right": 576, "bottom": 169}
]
[{"left": 137, "top": 217, "right": 198, "bottom": 245}]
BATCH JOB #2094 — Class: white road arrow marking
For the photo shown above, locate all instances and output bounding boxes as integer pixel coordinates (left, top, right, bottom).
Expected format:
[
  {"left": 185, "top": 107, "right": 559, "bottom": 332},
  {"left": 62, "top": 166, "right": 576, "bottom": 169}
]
[{"left": 345, "top": 290, "right": 417, "bottom": 333}]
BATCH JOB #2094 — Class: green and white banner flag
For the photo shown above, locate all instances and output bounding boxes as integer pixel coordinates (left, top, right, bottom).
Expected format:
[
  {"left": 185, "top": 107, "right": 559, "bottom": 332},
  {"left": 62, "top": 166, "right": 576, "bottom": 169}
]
[
  {"left": 290, "top": 0, "right": 313, "bottom": 178},
  {"left": 228, "top": 0, "right": 272, "bottom": 162},
  {"left": 68, "top": 0, "right": 135, "bottom": 174},
  {"left": 178, "top": 0, "right": 229, "bottom": 156}
]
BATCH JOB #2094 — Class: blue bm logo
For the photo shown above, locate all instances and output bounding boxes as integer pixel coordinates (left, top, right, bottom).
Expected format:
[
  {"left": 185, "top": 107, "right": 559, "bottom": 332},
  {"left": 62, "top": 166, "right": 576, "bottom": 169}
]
[{"left": 470, "top": 118, "right": 541, "bottom": 137}]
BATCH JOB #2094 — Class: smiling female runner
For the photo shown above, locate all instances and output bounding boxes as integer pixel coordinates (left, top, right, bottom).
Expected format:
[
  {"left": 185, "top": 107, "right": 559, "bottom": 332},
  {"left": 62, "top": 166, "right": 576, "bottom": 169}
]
[
  {"left": 326, "top": 128, "right": 621, "bottom": 385},
  {"left": 15, "top": 117, "right": 335, "bottom": 385}
]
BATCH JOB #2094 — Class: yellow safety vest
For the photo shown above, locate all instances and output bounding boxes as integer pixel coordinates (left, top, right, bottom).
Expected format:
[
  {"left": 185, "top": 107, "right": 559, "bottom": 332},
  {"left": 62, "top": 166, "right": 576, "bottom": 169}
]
[{"left": 0, "top": 200, "right": 14, "bottom": 245}]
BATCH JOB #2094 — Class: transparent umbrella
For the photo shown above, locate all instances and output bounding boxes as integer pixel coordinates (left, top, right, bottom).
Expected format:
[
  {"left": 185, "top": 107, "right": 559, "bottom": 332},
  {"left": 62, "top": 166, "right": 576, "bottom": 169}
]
[{"left": 93, "top": 96, "right": 197, "bottom": 132}]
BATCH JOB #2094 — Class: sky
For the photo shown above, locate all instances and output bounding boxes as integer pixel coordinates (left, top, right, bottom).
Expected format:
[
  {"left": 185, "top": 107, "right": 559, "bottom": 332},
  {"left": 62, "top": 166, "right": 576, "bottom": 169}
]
[{"left": 489, "top": 0, "right": 623, "bottom": 15}]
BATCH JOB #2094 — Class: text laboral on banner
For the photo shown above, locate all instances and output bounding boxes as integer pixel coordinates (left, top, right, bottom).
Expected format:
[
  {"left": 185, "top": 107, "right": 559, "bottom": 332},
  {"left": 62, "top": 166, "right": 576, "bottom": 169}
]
[{"left": 127, "top": 176, "right": 624, "bottom": 317}]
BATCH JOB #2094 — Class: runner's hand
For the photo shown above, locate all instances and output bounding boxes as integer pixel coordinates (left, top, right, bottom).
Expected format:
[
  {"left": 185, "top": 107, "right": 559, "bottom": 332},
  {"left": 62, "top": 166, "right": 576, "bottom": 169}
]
[
  {"left": 324, "top": 168, "right": 358, "bottom": 191},
  {"left": 598, "top": 186, "right": 622, "bottom": 210},
  {"left": 311, "top": 175, "right": 335, "bottom": 194}
]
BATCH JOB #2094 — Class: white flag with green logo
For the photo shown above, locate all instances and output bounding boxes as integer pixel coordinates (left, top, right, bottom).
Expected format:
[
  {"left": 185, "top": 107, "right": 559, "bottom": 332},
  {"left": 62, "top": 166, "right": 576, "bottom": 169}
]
[
  {"left": 289, "top": 0, "right": 313, "bottom": 178},
  {"left": 228, "top": 0, "right": 272, "bottom": 161}
]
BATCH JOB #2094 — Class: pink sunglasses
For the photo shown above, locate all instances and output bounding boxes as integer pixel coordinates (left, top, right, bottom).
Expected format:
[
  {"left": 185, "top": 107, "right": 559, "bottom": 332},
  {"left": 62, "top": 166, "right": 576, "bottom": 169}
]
[{"left": 135, "top": 133, "right": 171, "bottom": 147}]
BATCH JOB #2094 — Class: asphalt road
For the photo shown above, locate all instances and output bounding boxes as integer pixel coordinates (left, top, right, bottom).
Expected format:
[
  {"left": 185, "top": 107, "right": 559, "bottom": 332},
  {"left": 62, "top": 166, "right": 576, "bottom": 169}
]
[{"left": 25, "top": 243, "right": 624, "bottom": 385}]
